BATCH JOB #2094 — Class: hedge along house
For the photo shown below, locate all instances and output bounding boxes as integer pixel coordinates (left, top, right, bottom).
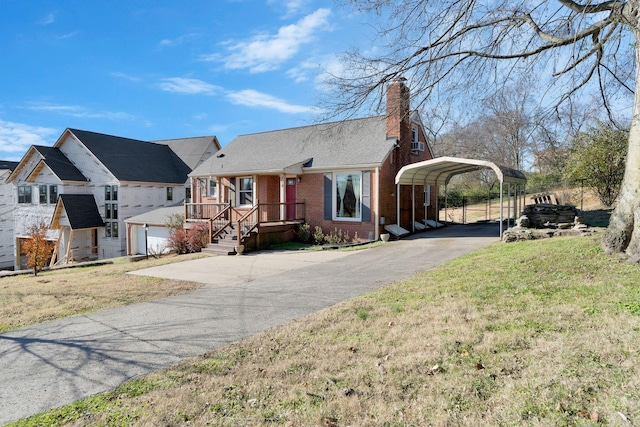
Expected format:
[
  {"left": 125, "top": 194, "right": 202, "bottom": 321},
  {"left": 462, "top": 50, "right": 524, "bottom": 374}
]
[
  {"left": 8, "top": 129, "right": 219, "bottom": 268},
  {"left": 187, "top": 78, "right": 438, "bottom": 252}
]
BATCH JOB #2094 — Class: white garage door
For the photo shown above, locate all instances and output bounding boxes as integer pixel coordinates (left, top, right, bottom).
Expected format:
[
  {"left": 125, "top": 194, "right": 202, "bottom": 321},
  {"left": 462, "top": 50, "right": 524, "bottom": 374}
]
[{"left": 135, "top": 225, "right": 170, "bottom": 255}]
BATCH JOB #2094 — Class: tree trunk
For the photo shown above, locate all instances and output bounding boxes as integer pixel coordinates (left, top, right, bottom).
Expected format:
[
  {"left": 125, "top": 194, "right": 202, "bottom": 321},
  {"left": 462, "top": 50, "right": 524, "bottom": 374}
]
[{"left": 602, "top": 20, "right": 640, "bottom": 257}]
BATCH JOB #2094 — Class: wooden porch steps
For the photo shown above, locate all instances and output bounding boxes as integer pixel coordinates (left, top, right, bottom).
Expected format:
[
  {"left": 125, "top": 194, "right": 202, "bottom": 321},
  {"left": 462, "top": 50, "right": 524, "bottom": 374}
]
[{"left": 202, "top": 236, "right": 238, "bottom": 256}]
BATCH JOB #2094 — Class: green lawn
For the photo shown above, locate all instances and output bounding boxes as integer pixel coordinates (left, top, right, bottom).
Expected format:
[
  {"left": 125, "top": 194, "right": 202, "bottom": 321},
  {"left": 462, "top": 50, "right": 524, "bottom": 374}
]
[{"left": 11, "top": 234, "right": 640, "bottom": 426}]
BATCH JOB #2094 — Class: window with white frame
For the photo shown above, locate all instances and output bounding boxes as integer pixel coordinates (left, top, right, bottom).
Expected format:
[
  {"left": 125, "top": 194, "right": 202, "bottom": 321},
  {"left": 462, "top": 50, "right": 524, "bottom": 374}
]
[
  {"left": 237, "top": 177, "right": 253, "bottom": 206},
  {"left": 209, "top": 179, "right": 218, "bottom": 198},
  {"left": 334, "top": 172, "right": 362, "bottom": 220}
]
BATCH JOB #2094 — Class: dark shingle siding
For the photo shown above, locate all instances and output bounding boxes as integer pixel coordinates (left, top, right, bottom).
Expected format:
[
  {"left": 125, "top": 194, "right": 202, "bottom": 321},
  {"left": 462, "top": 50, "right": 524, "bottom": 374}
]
[
  {"left": 59, "top": 194, "right": 105, "bottom": 230},
  {"left": 69, "top": 129, "right": 191, "bottom": 183}
]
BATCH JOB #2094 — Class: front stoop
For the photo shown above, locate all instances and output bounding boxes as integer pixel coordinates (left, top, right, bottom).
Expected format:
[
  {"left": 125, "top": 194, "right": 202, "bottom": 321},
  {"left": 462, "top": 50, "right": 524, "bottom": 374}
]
[{"left": 202, "top": 236, "right": 238, "bottom": 256}]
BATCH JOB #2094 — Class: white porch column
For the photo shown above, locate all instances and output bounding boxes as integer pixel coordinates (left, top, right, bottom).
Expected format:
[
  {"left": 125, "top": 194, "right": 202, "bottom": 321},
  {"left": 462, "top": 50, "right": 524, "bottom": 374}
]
[{"left": 279, "top": 174, "right": 286, "bottom": 221}]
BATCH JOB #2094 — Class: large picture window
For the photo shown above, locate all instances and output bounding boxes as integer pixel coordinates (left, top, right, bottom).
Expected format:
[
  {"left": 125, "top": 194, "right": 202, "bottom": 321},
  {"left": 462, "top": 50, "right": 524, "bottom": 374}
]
[
  {"left": 237, "top": 177, "right": 253, "bottom": 206},
  {"left": 334, "top": 173, "right": 361, "bottom": 220}
]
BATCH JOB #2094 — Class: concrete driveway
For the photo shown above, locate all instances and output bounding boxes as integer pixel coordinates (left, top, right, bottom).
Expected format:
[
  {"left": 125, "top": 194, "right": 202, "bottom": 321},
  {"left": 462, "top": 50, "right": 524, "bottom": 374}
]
[{"left": 0, "top": 224, "right": 499, "bottom": 424}]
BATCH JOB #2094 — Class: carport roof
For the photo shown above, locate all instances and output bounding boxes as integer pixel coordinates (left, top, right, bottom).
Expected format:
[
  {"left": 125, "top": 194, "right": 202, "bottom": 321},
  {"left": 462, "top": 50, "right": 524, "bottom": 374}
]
[{"left": 395, "top": 156, "right": 526, "bottom": 186}]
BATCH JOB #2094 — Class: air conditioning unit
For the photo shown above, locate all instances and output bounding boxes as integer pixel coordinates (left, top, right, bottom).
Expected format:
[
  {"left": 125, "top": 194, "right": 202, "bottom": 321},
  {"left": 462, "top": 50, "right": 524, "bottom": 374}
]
[{"left": 411, "top": 141, "right": 425, "bottom": 152}]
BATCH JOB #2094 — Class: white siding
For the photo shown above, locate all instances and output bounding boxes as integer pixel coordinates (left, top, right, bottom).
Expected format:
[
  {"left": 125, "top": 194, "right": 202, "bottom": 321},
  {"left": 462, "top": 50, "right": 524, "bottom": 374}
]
[{"left": 0, "top": 170, "right": 14, "bottom": 269}]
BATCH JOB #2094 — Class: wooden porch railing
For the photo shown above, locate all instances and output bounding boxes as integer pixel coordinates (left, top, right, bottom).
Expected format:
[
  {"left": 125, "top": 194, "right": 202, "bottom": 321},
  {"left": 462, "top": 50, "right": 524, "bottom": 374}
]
[
  {"left": 208, "top": 205, "right": 231, "bottom": 240},
  {"left": 185, "top": 201, "right": 306, "bottom": 244},
  {"left": 237, "top": 205, "right": 259, "bottom": 242},
  {"left": 185, "top": 202, "right": 228, "bottom": 220}
]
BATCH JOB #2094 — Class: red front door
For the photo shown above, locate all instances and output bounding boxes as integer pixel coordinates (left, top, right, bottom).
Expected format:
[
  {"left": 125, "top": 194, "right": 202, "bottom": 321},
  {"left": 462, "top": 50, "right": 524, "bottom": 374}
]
[{"left": 286, "top": 178, "right": 297, "bottom": 220}]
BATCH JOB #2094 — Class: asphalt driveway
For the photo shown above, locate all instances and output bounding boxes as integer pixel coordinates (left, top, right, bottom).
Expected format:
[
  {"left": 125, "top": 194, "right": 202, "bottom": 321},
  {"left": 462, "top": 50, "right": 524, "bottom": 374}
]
[{"left": 0, "top": 223, "right": 499, "bottom": 424}]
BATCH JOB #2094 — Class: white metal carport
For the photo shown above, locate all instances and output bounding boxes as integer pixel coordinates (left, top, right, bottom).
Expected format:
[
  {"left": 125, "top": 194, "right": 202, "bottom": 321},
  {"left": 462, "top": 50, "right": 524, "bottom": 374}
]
[{"left": 395, "top": 156, "right": 527, "bottom": 237}]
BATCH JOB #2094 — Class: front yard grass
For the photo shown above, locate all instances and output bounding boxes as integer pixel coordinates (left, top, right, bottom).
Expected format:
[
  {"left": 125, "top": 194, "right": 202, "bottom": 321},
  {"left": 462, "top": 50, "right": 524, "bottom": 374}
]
[
  {"left": 0, "top": 253, "right": 205, "bottom": 333},
  {"left": 10, "top": 234, "right": 640, "bottom": 426}
]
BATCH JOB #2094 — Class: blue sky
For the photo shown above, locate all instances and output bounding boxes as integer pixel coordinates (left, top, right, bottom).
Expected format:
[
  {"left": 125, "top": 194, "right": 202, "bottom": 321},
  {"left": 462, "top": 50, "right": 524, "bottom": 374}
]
[{"left": 0, "top": 0, "right": 370, "bottom": 161}]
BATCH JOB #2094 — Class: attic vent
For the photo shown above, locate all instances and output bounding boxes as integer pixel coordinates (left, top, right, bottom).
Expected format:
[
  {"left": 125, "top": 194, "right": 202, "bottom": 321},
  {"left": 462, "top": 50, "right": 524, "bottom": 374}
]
[{"left": 411, "top": 141, "right": 425, "bottom": 152}]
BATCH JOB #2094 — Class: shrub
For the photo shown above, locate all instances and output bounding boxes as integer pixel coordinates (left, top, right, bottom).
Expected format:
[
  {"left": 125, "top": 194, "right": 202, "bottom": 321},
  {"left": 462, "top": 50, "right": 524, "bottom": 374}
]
[
  {"left": 313, "top": 226, "right": 325, "bottom": 245},
  {"left": 298, "top": 223, "right": 312, "bottom": 243},
  {"left": 167, "top": 228, "right": 189, "bottom": 254},
  {"left": 187, "top": 222, "right": 209, "bottom": 253},
  {"left": 325, "top": 228, "right": 351, "bottom": 244}
]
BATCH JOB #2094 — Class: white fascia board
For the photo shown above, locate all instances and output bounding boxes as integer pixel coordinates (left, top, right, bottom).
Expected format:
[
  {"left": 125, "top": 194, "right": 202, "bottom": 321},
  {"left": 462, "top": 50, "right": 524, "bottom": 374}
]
[{"left": 302, "top": 163, "right": 382, "bottom": 174}]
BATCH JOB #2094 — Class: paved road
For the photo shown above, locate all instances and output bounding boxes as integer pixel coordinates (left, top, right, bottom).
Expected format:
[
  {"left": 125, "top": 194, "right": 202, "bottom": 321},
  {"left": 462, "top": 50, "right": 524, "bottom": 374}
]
[{"left": 0, "top": 224, "right": 499, "bottom": 424}]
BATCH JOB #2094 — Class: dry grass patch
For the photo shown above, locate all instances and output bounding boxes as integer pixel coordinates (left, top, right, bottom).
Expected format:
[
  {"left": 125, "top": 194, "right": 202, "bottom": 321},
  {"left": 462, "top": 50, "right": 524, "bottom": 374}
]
[
  {"left": 0, "top": 254, "right": 205, "bottom": 332},
  {"left": 11, "top": 236, "right": 640, "bottom": 426}
]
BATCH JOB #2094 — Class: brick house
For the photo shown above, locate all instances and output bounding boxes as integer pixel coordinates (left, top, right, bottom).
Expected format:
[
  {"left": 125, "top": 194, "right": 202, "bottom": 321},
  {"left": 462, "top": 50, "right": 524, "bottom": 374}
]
[
  {"left": 7, "top": 129, "right": 219, "bottom": 268},
  {"left": 187, "top": 79, "right": 438, "bottom": 252}
]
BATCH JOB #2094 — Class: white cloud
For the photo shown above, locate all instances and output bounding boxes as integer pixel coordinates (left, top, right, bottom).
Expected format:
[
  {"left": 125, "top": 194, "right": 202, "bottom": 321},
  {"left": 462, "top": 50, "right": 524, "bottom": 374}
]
[
  {"left": 159, "top": 33, "right": 199, "bottom": 48},
  {"left": 207, "top": 8, "right": 331, "bottom": 73},
  {"left": 110, "top": 71, "right": 141, "bottom": 82},
  {"left": 268, "top": 0, "right": 311, "bottom": 17},
  {"left": 57, "top": 31, "right": 79, "bottom": 40},
  {"left": 0, "top": 120, "right": 57, "bottom": 160},
  {"left": 25, "top": 103, "right": 132, "bottom": 120},
  {"left": 227, "top": 89, "right": 319, "bottom": 114},
  {"left": 39, "top": 13, "right": 56, "bottom": 25},
  {"left": 158, "top": 78, "right": 222, "bottom": 95}
]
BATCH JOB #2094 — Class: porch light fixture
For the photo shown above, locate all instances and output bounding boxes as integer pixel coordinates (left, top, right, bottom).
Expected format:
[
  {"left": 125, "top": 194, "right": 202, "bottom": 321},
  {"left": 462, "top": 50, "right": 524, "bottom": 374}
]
[{"left": 297, "top": 176, "right": 302, "bottom": 183}]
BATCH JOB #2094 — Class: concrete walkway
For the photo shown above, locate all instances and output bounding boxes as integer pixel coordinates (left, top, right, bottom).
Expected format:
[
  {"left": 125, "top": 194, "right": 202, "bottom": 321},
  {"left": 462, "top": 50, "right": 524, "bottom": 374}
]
[{"left": 0, "top": 224, "right": 499, "bottom": 424}]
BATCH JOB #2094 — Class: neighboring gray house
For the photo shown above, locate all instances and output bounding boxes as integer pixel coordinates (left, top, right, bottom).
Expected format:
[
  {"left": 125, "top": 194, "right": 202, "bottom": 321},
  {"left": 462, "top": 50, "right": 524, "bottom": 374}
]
[
  {"left": 8, "top": 128, "right": 219, "bottom": 268},
  {"left": 0, "top": 161, "right": 19, "bottom": 270}
]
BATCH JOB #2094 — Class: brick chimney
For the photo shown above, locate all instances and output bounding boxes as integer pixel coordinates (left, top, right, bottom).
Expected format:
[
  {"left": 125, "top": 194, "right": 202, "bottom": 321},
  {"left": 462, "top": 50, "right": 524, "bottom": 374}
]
[{"left": 386, "top": 77, "right": 411, "bottom": 167}]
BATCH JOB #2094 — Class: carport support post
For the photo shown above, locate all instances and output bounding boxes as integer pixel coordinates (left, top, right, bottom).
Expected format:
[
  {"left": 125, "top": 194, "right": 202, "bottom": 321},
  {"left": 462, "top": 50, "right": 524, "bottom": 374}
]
[
  {"left": 444, "top": 183, "right": 448, "bottom": 225},
  {"left": 507, "top": 182, "right": 511, "bottom": 229},
  {"left": 396, "top": 183, "right": 400, "bottom": 229},
  {"left": 411, "top": 183, "right": 415, "bottom": 232},
  {"left": 499, "top": 181, "right": 504, "bottom": 238}
]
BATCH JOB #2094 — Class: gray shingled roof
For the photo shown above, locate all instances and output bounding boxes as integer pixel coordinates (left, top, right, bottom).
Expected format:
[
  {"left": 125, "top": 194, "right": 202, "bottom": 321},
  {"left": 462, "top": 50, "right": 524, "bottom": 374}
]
[
  {"left": 190, "top": 116, "right": 396, "bottom": 177},
  {"left": 124, "top": 205, "right": 184, "bottom": 226},
  {"left": 33, "top": 146, "right": 88, "bottom": 182},
  {"left": 57, "top": 194, "right": 105, "bottom": 230},
  {"left": 154, "top": 136, "right": 220, "bottom": 170},
  {"left": 68, "top": 129, "right": 191, "bottom": 184}
]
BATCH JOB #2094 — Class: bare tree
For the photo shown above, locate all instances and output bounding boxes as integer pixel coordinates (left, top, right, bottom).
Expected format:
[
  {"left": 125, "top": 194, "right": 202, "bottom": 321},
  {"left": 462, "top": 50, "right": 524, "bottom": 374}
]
[{"left": 328, "top": 0, "right": 640, "bottom": 257}]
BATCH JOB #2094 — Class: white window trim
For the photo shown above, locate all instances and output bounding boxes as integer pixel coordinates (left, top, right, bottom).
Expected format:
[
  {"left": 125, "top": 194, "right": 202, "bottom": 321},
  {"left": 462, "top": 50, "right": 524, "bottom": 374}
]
[
  {"left": 332, "top": 171, "right": 362, "bottom": 222},
  {"left": 236, "top": 176, "right": 255, "bottom": 207}
]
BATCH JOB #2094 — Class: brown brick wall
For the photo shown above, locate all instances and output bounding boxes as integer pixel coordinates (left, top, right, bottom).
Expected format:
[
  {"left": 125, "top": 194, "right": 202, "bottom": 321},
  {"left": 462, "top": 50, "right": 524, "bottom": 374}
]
[{"left": 298, "top": 171, "right": 378, "bottom": 241}]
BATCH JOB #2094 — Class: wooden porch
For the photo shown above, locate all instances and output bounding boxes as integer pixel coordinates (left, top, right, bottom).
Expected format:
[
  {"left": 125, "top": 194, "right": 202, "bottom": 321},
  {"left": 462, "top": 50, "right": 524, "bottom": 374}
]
[{"left": 185, "top": 201, "right": 305, "bottom": 254}]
